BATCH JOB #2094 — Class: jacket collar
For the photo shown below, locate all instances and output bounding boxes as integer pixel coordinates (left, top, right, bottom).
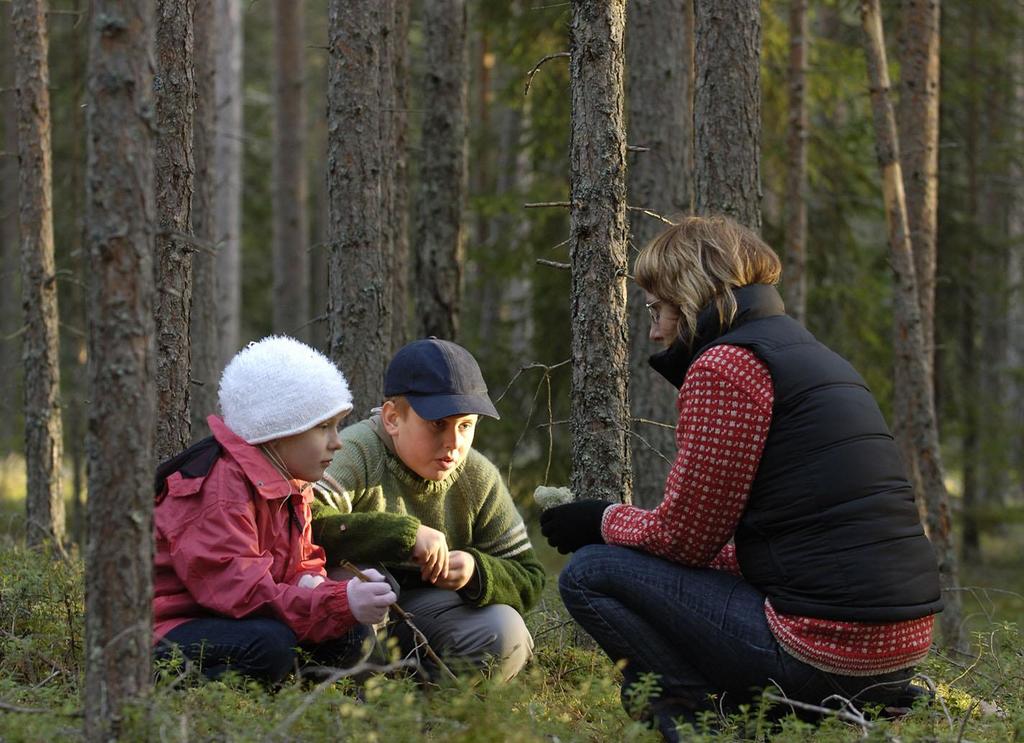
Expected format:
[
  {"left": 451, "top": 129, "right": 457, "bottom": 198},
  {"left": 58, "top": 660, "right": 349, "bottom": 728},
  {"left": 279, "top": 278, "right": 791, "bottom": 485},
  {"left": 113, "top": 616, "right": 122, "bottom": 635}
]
[
  {"left": 208, "top": 415, "right": 301, "bottom": 500},
  {"left": 648, "top": 283, "right": 786, "bottom": 388}
]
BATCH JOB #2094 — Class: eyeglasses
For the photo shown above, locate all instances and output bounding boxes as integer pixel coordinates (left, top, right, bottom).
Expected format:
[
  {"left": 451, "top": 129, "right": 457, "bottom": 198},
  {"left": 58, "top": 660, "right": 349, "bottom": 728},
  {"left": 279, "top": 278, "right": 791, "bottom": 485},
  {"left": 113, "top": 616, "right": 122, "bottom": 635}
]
[{"left": 645, "top": 299, "right": 662, "bottom": 324}]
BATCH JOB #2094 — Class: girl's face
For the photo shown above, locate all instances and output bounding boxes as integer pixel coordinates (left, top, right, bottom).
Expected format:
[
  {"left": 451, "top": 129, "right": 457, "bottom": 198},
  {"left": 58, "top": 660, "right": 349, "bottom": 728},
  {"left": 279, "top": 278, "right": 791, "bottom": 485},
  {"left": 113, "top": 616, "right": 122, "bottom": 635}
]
[
  {"left": 644, "top": 291, "right": 682, "bottom": 348},
  {"left": 269, "top": 411, "right": 348, "bottom": 482},
  {"left": 381, "top": 401, "right": 478, "bottom": 481}
]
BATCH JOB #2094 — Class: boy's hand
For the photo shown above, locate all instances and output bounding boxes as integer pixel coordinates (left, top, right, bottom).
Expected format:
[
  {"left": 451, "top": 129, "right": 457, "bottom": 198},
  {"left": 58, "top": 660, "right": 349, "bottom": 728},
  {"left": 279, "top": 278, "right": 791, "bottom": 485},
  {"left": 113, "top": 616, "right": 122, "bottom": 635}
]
[
  {"left": 431, "top": 550, "right": 475, "bottom": 591},
  {"left": 346, "top": 569, "right": 396, "bottom": 624},
  {"left": 412, "top": 524, "right": 450, "bottom": 583}
]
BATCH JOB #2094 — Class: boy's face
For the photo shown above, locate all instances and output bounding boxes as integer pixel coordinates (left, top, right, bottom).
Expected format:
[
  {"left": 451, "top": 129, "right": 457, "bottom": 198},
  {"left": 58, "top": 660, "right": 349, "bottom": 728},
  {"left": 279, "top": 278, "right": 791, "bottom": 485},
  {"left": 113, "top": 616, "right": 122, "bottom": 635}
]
[
  {"left": 270, "top": 410, "right": 348, "bottom": 482},
  {"left": 382, "top": 401, "right": 478, "bottom": 481}
]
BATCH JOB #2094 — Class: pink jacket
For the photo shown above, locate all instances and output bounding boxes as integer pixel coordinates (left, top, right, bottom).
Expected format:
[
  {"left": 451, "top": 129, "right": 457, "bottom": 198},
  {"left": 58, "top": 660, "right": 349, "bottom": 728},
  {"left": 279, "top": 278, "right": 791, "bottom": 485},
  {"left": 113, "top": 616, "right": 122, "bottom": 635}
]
[{"left": 153, "top": 415, "right": 355, "bottom": 644}]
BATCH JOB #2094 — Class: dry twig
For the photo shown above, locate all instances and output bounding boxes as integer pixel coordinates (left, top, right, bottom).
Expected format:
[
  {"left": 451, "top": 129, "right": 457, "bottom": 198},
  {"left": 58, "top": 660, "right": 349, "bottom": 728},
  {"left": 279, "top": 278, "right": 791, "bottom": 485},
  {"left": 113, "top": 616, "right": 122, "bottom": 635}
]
[
  {"left": 524, "top": 52, "right": 570, "bottom": 96},
  {"left": 340, "top": 561, "right": 456, "bottom": 681}
]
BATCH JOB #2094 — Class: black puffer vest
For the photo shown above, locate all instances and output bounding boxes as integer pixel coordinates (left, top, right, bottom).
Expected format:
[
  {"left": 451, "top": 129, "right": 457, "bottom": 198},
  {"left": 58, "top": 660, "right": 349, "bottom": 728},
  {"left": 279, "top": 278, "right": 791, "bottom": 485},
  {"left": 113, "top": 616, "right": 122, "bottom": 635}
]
[{"left": 650, "top": 284, "right": 943, "bottom": 622}]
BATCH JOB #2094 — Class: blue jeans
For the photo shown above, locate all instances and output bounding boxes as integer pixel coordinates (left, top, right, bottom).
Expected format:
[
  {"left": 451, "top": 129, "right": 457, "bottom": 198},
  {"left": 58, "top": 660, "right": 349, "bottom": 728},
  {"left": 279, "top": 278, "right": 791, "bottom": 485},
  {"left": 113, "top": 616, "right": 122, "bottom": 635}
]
[
  {"left": 154, "top": 617, "right": 372, "bottom": 684},
  {"left": 559, "top": 545, "right": 914, "bottom": 723}
]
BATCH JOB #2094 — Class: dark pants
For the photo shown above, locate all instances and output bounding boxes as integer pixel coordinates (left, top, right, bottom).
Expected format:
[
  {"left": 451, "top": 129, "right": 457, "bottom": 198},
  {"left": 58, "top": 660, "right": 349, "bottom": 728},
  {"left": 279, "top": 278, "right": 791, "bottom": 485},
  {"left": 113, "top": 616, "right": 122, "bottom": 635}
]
[
  {"left": 154, "top": 616, "right": 372, "bottom": 684},
  {"left": 559, "top": 545, "right": 915, "bottom": 730}
]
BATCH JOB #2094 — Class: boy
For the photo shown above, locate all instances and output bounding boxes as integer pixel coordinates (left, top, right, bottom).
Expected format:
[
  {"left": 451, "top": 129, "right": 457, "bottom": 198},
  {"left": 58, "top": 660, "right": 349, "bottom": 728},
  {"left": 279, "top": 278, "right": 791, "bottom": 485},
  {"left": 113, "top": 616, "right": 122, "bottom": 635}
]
[{"left": 311, "top": 339, "right": 545, "bottom": 680}]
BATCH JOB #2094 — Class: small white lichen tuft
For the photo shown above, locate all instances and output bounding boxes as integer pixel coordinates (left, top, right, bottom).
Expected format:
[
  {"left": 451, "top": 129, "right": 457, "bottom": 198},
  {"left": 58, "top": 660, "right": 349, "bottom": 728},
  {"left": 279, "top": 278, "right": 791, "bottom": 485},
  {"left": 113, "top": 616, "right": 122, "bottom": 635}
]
[{"left": 533, "top": 485, "right": 575, "bottom": 511}]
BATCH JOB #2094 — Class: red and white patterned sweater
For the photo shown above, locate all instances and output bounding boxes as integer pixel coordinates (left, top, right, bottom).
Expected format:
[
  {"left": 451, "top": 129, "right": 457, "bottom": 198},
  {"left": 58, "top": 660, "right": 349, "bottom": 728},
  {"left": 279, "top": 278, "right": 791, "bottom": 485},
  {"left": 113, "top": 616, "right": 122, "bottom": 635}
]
[{"left": 602, "top": 344, "right": 933, "bottom": 676}]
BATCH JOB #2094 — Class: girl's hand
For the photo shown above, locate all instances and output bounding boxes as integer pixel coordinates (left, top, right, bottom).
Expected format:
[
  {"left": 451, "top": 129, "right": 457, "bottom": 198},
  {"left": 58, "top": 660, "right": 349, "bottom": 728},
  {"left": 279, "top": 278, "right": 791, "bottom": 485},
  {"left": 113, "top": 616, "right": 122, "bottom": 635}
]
[
  {"left": 346, "top": 569, "right": 396, "bottom": 624},
  {"left": 431, "top": 550, "right": 475, "bottom": 591},
  {"left": 412, "top": 524, "right": 450, "bottom": 583}
]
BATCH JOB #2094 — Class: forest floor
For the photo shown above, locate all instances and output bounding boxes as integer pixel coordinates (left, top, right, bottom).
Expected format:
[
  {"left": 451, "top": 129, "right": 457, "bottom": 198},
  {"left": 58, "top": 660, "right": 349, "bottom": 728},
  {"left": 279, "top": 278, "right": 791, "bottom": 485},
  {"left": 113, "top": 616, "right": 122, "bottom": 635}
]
[{"left": 1, "top": 454, "right": 1022, "bottom": 742}]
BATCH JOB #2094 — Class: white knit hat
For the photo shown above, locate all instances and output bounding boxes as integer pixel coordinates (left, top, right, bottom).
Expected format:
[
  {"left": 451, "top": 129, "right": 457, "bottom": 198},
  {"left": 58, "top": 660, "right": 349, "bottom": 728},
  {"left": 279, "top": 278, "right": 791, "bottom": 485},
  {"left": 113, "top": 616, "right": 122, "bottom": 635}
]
[{"left": 218, "top": 336, "right": 354, "bottom": 444}]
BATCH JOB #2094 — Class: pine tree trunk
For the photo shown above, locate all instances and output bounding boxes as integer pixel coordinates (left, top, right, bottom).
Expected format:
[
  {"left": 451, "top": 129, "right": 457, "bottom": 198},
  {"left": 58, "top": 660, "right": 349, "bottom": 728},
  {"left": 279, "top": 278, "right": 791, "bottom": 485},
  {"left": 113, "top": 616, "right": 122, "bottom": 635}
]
[
  {"left": 189, "top": 0, "right": 219, "bottom": 437},
  {"left": 387, "top": 0, "right": 411, "bottom": 348},
  {"left": 859, "top": 0, "right": 964, "bottom": 651},
  {"left": 214, "top": 0, "right": 243, "bottom": 365},
  {"left": 1008, "top": 23, "right": 1024, "bottom": 490},
  {"left": 0, "top": 12, "right": 21, "bottom": 453},
  {"left": 154, "top": 0, "right": 195, "bottom": 461},
  {"left": 569, "top": 0, "right": 631, "bottom": 503},
  {"left": 959, "top": 8, "right": 981, "bottom": 561},
  {"left": 783, "top": 0, "right": 809, "bottom": 323},
  {"left": 84, "top": 0, "right": 157, "bottom": 736},
  {"left": 693, "top": 0, "right": 762, "bottom": 230},
  {"left": 894, "top": 0, "right": 940, "bottom": 507},
  {"left": 625, "top": 0, "right": 692, "bottom": 508},
  {"left": 414, "top": 0, "right": 468, "bottom": 341},
  {"left": 13, "top": 0, "right": 65, "bottom": 549},
  {"left": 272, "top": 0, "right": 309, "bottom": 341},
  {"left": 327, "top": 0, "right": 391, "bottom": 419}
]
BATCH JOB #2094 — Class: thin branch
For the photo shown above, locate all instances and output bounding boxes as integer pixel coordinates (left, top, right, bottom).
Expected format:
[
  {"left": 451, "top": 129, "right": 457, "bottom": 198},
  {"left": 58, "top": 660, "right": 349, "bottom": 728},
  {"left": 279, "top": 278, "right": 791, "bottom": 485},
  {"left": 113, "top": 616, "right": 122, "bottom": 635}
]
[
  {"left": 495, "top": 360, "right": 570, "bottom": 404},
  {"left": 340, "top": 561, "right": 456, "bottom": 681},
  {"left": 524, "top": 51, "right": 570, "bottom": 96},
  {"left": 524, "top": 200, "right": 572, "bottom": 209},
  {"left": 1, "top": 324, "right": 28, "bottom": 342},
  {"left": 0, "top": 700, "right": 82, "bottom": 717},
  {"left": 290, "top": 313, "right": 328, "bottom": 334},
  {"left": 762, "top": 692, "right": 873, "bottom": 731},
  {"left": 626, "top": 145, "right": 650, "bottom": 152},
  {"left": 536, "top": 259, "right": 570, "bottom": 271},
  {"left": 632, "top": 417, "right": 675, "bottom": 430},
  {"left": 626, "top": 205, "right": 676, "bottom": 225}
]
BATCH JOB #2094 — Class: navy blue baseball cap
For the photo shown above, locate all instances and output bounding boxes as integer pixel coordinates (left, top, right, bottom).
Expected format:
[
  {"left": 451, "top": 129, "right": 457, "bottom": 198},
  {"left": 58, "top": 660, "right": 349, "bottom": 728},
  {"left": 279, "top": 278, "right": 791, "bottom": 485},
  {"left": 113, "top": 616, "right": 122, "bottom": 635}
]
[{"left": 384, "top": 338, "right": 500, "bottom": 421}]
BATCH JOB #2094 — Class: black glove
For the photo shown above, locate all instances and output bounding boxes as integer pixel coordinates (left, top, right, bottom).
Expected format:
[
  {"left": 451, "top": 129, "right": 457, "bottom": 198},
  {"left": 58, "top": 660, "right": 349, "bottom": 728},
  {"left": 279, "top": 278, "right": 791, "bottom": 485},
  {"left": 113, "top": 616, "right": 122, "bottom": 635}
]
[{"left": 539, "top": 499, "right": 612, "bottom": 554}]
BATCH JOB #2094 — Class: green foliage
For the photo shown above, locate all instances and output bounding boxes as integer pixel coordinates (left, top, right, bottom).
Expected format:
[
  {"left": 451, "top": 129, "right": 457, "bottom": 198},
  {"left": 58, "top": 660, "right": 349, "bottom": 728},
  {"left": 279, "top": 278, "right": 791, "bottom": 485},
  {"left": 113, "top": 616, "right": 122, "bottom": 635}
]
[{"left": 1, "top": 538, "right": 1022, "bottom": 742}]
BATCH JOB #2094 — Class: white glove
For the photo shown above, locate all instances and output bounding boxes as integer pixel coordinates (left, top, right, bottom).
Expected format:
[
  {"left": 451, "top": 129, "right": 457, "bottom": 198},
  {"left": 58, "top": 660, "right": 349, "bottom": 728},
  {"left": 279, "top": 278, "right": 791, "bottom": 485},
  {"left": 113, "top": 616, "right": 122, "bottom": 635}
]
[
  {"left": 297, "top": 573, "right": 326, "bottom": 590},
  {"left": 346, "top": 569, "right": 396, "bottom": 625}
]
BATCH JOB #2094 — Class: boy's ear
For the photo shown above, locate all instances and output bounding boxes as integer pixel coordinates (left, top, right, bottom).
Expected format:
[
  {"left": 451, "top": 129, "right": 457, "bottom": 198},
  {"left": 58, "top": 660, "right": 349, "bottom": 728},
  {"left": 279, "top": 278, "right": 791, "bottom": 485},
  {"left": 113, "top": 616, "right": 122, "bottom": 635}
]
[{"left": 381, "top": 400, "right": 402, "bottom": 435}]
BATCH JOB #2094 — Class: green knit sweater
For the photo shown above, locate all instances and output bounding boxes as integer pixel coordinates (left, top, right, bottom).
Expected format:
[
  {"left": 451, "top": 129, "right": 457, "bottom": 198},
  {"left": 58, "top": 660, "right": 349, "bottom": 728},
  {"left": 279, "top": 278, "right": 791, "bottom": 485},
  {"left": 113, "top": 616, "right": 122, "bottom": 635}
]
[{"left": 310, "top": 416, "right": 545, "bottom": 614}]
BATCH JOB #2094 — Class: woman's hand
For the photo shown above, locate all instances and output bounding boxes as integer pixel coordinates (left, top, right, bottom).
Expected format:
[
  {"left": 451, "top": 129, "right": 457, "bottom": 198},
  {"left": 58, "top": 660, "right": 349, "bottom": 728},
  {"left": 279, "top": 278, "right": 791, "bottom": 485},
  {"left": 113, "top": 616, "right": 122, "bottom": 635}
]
[
  {"left": 346, "top": 569, "right": 396, "bottom": 624},
  {"left": 540, "top": 499, "right": 612, "bottom": 554},
  {"left": 431, "top": 550, "right": 476, "bottom": 591},
  {"left": 412, "top": 524, "right": 450, "bottom": 583}
]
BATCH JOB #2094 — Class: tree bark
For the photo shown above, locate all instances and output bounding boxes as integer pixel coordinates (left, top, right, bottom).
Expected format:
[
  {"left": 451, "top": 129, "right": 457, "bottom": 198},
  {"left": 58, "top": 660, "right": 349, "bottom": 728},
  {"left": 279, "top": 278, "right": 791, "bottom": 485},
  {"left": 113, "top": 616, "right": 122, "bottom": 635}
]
[
  {"left": 625, "top": 0, "right": 692, "bottom": 508},
  {"left": 959, "top": 6, "right": 981, "bottom": 563},
  {"left": 414, "top": 0, "right": 469, "bottom": 341},
  {"left": 84, "top": 0, "right": 157, "bottom": 737},
  {"left": 327, "top": 0, "right": 391, "bottom": 420},
  {"left": 1008, "top": 17, "right": 1024, "bottom": 491},
  {"left": 387, "top": 0, "right": 411, "bottom": 348},
  {"left": 0, "top": 11, "right": 21, "bottom": 452},
  {"left": 569, "top": 0, "right": 631, "bottom": 503},
  {"left": 783, "top": 0, "right": 809, "bottom": 323},
  {"left": 189, "top": 0, "right": 219, "bottom": 437},
  {"left": 271, "top": 0, "right": 309, "bottom": 341},
  {"left": 13, "top": 0, "right": 65, "bottom": 549},
  {"left": 154, "top": 0, "right": 195, "bottom": 461},
  {"left": 859, "top": 0, "right": 964, "bottom": 651},
  {"left": 214, "top": 0, "right": 243, "bottom": 365},
  {"left": 693, "top": 0, "right": 762, "bottom": 230},
  {"left": 894, "top": 0, "right": 940, "bottom": 508}
]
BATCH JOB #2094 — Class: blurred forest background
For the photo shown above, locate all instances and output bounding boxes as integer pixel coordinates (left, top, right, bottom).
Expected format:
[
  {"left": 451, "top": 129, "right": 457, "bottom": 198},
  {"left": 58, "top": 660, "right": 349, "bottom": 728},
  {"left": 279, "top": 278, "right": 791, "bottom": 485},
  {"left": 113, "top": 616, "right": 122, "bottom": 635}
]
[{"left": 2, "top": 0, "right": 1022, "bottom": 553}]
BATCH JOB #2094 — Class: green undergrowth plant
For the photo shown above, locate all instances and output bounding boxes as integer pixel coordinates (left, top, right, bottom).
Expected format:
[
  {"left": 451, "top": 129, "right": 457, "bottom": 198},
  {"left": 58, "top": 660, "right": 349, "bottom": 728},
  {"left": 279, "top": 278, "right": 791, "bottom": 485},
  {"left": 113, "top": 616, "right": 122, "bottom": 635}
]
[{"left": 1, "top": 539, "right": 1022, "bottom": 741}]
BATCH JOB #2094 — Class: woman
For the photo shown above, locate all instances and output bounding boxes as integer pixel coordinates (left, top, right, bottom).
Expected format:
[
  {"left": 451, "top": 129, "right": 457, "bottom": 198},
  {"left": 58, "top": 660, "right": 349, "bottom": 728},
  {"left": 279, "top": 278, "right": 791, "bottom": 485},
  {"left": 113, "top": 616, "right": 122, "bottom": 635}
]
[{"left": 541, "top": 215, "right": 941, "bottom": 736}]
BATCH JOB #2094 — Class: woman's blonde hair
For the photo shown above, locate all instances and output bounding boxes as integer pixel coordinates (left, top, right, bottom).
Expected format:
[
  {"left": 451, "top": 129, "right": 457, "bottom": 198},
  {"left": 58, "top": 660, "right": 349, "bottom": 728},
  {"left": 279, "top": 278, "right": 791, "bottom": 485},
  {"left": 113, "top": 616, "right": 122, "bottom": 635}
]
[{"left": 634, "top": 215, "right": 782, "bottom": 342}]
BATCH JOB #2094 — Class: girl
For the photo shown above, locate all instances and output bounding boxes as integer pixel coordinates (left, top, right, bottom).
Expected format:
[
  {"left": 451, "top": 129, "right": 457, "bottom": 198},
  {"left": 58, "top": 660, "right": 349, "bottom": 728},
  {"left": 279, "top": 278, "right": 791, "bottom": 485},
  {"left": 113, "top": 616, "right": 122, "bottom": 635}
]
[{"left": 153, "top": 336, "right": 395, "bottom": 683}]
